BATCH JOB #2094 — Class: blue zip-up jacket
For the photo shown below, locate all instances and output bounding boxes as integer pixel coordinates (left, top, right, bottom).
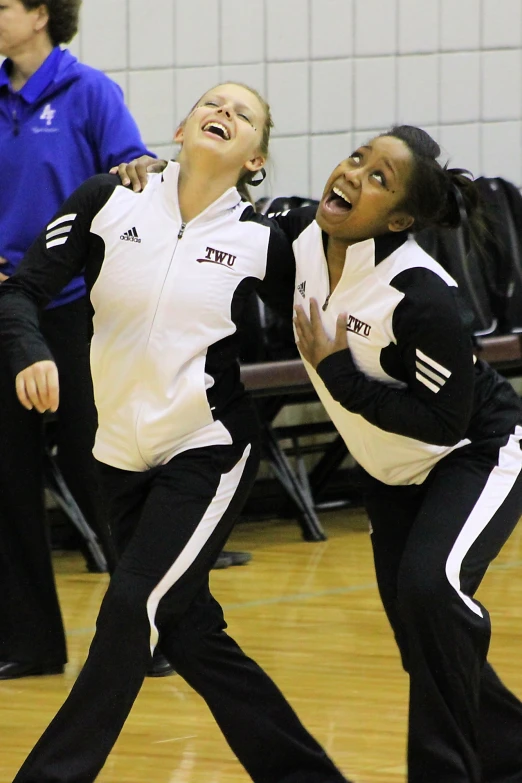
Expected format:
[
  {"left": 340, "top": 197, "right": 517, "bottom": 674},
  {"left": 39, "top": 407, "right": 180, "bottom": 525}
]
[{"left": 0, "top": 47, "right": 153, "bottom": 307}]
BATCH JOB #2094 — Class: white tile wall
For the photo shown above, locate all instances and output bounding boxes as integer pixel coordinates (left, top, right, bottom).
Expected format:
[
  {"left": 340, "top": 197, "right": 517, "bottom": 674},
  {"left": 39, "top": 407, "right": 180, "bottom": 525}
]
[
  {"left": 268, "top": 136, "right": 310, "bottom": 196},
  {"left": 482, "top": 0, "right": 522, "bottom": 49},
  {"left": 440, "top": 0, "right": 480, "bottom": 52},
  {"left": 266, "top": 0, "right": 309, "bottom": 61},
  {"left": 482, "top": 50, "right": 522, "bottom": 122},
  {"left": 439, "top": 53, "right": 480, "bottom": 124},
  {"left": 267, "top": 62, "right": 309, "bottom": 136},
  {"left": 128, "top": 69, "right": 176, "bottom": 145},
  {"left": 354, "top": 57, "right": 396, "bottom": 131},
  {"left": 398, "top": 0, "right": 438, "bottom": 54},
  {"left": 397, "top": 55, "right": 438, "bottom": 127},
  {"left": 74, "top": 0, "right": 522, "bottom": 192},
  {"left": 311, "top": 0, "right": 353, "bottom": 59},
  {"left": 174, "top": 0, "right": 219, "bottom": 66},
  {"left": 354, "top": 0, "right": 397, "bottom": 56},
  {"left": 81, "top": 0, "right": 128, "bottom": 71},
  {"left": 221, "top": 0, "right": 264, "bottom": 64},
  {"left": 311, "top": 60, "right": 352, "bottom": 134},
  {"left": 129, "top": 0, "right": 175, "bottom": 69}
]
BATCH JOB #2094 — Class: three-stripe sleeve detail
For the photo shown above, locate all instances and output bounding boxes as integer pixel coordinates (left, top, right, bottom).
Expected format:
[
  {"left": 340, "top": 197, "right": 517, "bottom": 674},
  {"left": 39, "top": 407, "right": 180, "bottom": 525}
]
[
  {"left": 46, "top": 213, "right": 77, "bottom": 249},
  {"left": 415, "top": 348, "right": 452, "bottom": 394}
]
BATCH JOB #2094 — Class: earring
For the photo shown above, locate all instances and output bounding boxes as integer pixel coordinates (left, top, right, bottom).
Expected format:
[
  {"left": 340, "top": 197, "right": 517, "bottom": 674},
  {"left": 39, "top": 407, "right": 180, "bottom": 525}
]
[{"left": 249, "top": 167, "right": 266, "bottom": 187}]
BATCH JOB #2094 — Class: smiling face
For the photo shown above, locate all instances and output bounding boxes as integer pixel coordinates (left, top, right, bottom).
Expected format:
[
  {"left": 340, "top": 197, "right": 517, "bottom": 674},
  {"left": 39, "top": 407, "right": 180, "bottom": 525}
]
[
  {"left": 316, "top": 136, "right": 415, "bottom": 244},
  {"left": 174, "top": 83, "right": 268, "bottom": 182},
  {"left": 0, "top": 0, "right": 49, "bottom": 59}
]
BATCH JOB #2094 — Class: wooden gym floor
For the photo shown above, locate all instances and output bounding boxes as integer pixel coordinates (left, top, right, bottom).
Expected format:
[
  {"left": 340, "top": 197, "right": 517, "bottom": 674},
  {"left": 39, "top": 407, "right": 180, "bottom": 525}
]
[{"left": 2, "top": 507, "right": 522, "bottom": 783}]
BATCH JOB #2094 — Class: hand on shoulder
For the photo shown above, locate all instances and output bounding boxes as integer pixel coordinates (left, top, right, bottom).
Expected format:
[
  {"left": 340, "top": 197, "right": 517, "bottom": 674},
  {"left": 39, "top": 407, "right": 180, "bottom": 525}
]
[{"left": 109, "top": 157, "right": 169, "bottom": 192}]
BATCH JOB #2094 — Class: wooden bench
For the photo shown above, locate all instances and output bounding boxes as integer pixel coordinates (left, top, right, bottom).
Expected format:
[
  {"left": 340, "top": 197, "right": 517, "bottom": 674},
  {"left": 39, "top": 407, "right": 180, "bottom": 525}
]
[
  {"left": 239, "top": 334, "right": 522, "bottom": 542},
  {"left": 475, "top": 333, "right": 522, "bottom": 372}
]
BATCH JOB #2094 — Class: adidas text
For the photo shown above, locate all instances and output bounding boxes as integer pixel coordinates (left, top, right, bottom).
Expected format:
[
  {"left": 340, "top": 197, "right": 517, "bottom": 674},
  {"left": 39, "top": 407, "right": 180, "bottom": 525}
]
[{"left": 120, "top": 227, "right": 141, "bottom": 243}]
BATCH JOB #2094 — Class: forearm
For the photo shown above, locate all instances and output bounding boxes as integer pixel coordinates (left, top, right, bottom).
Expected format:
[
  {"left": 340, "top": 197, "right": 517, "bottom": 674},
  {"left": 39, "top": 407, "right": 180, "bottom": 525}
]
[
  {"left": 0, "top": 285, "right": 53, "bottom": 376},
  {"left": 317, "top": 349, "right": 471, "bottom": 446}
]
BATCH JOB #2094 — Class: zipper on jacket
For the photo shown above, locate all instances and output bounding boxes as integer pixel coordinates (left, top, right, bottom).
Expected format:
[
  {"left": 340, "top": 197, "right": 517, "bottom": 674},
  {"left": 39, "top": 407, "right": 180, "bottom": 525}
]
[
  {"left": 322, "top": 294, "right": 331, "bottom": 311},
  {"left": 12, "top": 109, "right": 19, "bottom": 137},
  {"left": 178, "top": 222, "right": 186, "bottom": 240}
]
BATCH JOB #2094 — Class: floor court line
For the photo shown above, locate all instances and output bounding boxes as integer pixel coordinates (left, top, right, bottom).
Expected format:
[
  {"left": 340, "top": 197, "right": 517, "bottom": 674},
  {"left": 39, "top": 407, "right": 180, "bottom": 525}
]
[{"left": 64, "top": 551, "right": 522, "bottom": 638}]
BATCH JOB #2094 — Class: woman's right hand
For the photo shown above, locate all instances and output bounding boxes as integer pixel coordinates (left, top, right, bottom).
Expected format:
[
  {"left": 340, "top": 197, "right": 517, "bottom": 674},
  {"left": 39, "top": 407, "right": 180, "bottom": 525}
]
[
  {"left": 15, "top": 360, "right": 59, "bottom": 413},
  {"left": 109, "top": 156, "right": 169, "bottom": 192}
]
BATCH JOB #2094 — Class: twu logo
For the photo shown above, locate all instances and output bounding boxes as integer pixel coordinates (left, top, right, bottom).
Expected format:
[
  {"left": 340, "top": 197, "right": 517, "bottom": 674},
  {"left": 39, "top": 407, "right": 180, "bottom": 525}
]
[
  {"left": 346, "top": 314, "right": 371, "bottom": 338},
  {"left": 197, "top": 246, "right": 237, "bottom": 268}
]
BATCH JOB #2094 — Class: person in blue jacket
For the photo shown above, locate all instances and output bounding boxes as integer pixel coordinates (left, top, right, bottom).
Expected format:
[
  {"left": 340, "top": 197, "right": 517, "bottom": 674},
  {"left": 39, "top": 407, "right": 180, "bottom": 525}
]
[{"left": 0, "top": 0, "right": 157, "bottom": 680}]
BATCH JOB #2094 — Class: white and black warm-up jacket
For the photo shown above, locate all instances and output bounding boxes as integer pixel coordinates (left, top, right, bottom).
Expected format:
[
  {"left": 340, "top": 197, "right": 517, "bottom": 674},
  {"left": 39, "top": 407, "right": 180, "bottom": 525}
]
[
  {"left": 0, "top": 162, "right": 294, "bottom": 471},
  {"left": 272, "top": 206, "right": 522, "bottom": 486}
]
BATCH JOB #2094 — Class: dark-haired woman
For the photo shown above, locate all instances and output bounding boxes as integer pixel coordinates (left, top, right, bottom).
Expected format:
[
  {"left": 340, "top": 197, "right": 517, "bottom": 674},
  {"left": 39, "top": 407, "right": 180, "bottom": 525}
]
[{"left": 286, "top": 126, "right": 522, "bottom": 783}]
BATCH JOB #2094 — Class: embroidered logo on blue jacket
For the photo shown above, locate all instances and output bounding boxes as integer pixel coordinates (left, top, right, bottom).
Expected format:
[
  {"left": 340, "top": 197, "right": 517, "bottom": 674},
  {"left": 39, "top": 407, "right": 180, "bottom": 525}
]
[{"left": 32, "top": 103, "right": 59, "bottom": 134}]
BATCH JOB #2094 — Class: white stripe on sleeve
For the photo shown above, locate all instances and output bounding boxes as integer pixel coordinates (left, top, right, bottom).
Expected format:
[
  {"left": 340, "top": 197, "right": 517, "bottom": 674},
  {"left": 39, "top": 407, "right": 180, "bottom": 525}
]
[
  {"left": 415, "top": 371, "right": 441, "bottom": 394},
  {"left": 416, "top": 348, "right": 451, "bottom": 379},
  {"left": 46, "top": 237, "right": 69, "bottom": 249},
  {"left": 46, "top": 225, "right": 72, "bottom": 241},
  {"left": 415, "top": 361, "right": 445, "bottom": 386},
  {"left": 47, "top": 213, "right": 77, "bottom": 231}
]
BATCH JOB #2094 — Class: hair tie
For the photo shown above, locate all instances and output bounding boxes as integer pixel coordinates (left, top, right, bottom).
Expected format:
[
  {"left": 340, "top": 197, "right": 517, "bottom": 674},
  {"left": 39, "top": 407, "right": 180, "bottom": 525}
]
[
  {"left": 450, "top": 180, "right": 471, "bottom": 255},
  {"left": 451, "top": 181, "right": 468, "bottom": 225}
]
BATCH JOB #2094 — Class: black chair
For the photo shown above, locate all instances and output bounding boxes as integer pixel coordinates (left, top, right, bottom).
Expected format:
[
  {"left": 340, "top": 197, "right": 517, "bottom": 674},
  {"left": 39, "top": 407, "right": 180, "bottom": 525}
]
[
  {"left": 43, "top": 416, "right": 107, "bottom": 573},
  {"left": 416, "top": 224, "right": 498, "bottom": 337}
]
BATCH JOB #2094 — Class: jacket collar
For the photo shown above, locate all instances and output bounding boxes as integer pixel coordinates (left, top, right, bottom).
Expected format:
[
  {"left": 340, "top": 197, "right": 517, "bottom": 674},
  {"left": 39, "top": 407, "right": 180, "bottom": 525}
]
[
  {"left": 161, "top": 160, "right": 243, "bottom": 223},
  {"left": 321, "top": 228, "right": 409, "bottom": 272},
  {"left": 0, "top": 47, "right": 79, "bottom": 102},
  {"left": 374, "top": 230, "right": 409, "bottom": 263}
]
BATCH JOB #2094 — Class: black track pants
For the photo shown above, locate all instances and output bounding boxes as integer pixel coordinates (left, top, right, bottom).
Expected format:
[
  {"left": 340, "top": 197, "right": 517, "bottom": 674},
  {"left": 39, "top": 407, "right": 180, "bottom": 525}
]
[
  {"left": 13, "top": 439, "right": 349, "bottom": 783},
  {"left": 364, "top": 427, "right": 522, "bottom": 783}
]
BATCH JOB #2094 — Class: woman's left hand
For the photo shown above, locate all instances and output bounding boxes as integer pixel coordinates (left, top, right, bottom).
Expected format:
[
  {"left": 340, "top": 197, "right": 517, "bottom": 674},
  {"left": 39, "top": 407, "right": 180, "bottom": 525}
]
[{"left": 294, "top": 298, "right": 348, "bottom": 369}]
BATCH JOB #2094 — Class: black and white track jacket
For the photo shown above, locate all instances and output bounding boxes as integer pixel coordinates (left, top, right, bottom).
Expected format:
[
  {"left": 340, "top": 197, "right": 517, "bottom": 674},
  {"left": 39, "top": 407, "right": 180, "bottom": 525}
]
[
  {"left": 0, "top": 162, "right": 294, "bottom": 471},
  {"left": 272, "top": 206, "right": 522, "bottom": 486}
]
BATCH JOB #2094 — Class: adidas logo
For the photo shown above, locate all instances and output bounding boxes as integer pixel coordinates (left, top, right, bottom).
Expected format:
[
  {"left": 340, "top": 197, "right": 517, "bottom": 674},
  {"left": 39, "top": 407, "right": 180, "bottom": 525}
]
[
  {"left": 120, "top": 227, "right": 141, "bottom": 243},
  {"left": 297, "top": 281, "right": 306, "bottom": 298}
]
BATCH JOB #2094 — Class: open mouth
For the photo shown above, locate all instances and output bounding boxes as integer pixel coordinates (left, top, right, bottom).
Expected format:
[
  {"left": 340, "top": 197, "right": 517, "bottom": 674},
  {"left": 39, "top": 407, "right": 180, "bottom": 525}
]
[
  {"left": 324, "top": 185, "right": 353, "bottom": 215},
  {"left": 202, "top": 121, "right": 230, "bottom": 140}
]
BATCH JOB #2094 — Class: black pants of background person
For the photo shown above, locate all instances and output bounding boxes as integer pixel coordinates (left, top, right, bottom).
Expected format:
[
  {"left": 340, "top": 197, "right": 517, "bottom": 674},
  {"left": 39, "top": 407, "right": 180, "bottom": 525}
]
[
  {"left": 0, "top": 296, "right": 116, "bottom": 671},
  {"left": 363, "top": 426, "right": 522, "bottom": 783},
  {"left": 12, "top": 437, "right": 350, "bottom": 783}
]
